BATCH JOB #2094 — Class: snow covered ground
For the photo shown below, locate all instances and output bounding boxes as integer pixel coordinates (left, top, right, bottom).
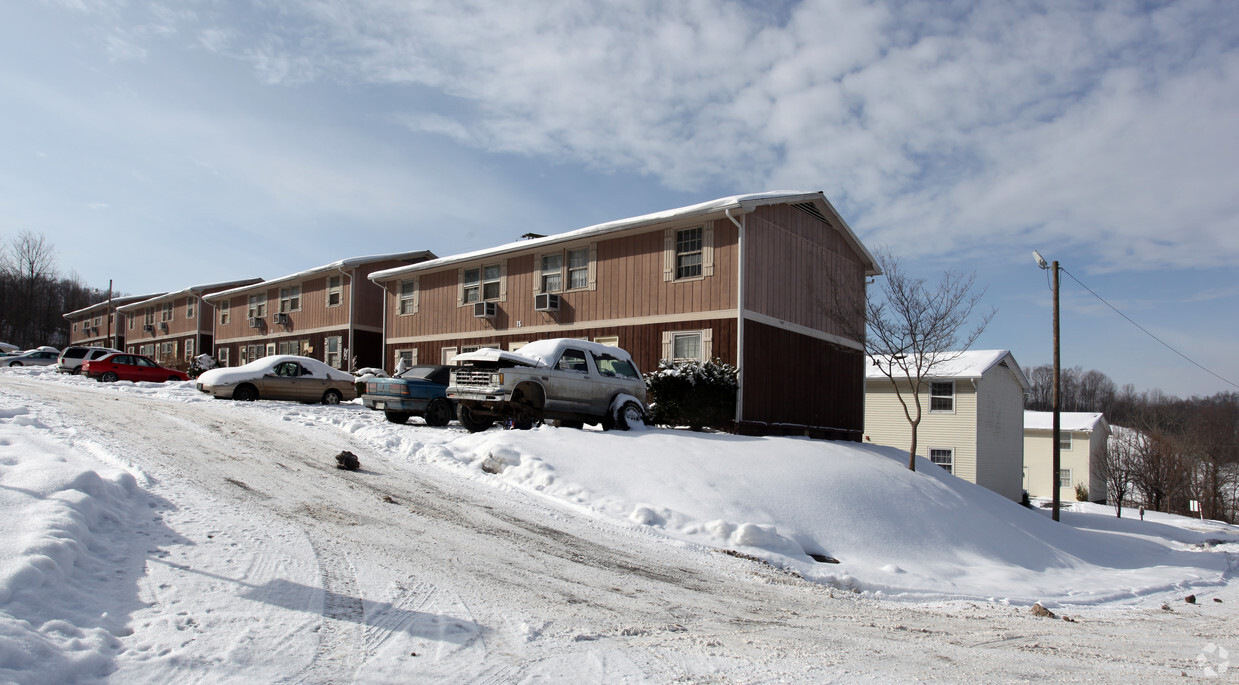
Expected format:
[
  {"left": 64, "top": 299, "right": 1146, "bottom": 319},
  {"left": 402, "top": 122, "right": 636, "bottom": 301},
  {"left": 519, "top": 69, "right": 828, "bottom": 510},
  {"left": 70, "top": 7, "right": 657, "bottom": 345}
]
[{"left": 1, "top": 366, "right": 1235, "bottom": 683}]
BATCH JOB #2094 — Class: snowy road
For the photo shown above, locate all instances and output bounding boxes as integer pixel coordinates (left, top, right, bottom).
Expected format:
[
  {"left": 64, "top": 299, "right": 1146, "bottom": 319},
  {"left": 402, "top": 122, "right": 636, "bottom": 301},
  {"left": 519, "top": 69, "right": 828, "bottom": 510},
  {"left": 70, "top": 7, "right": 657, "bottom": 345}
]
[{"left": 3, "top": 373, "right": 1236, "bottom": 682}]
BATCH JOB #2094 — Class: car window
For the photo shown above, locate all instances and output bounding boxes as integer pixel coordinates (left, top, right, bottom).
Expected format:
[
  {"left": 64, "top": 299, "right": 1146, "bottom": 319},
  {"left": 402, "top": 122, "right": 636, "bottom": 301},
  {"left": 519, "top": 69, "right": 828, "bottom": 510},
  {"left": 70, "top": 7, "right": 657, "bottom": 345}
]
[
  {"left": 555, "top": 349, "right": 589, "bottom": 373},
  {"left": 273, "top": 362, "right": 299, "bottom": 377},
  {"left": 136, "top": 357, "right": 157, "bottom": 367},
  {"left": 592, "top": 353, "right": 639, "bottom": 380},
  {"left": 65, "top": 349, "right": 87, "bottom": 359},
  {"left": 113, "top": 355, "right": 131, "bottom": 365}
]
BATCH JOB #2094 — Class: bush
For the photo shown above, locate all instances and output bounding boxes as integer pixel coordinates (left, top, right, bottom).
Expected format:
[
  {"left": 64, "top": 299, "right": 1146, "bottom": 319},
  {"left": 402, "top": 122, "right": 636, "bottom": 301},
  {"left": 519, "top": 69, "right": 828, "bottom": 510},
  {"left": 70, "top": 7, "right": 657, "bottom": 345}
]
[
  {"left": 643, "top": 358, "right": 738, "bottom": 431},
  {"left": 1075, "top": 482, "right": 1089, "bottom": 502}
]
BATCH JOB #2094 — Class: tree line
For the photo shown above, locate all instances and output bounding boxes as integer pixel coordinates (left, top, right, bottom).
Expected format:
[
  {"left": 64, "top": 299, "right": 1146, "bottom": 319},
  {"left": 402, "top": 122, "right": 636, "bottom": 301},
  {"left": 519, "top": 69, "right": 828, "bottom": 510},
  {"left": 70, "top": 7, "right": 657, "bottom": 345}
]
[
  {"left": 1, "top": 231, "right": 108, "bottom": 349},
  {"left": 1025, "top": 364, "right": 1239, "bottom": 523}
]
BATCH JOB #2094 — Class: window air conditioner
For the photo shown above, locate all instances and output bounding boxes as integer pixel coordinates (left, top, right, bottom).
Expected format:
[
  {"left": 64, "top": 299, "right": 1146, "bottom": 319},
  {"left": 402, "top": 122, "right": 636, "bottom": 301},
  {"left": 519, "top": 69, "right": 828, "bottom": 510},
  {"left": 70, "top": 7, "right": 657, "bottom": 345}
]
[
  {"left": 534, "top": 293, "right": 561, "bottom": 312},
  {"left": 473, "top": 301, "right": 496, "bottom": 319},
  {"left": 274, "top": 312, "right": 290, "bottom": 325},
  {"left": 248, "top": 317, "right": 264, "bottom": 329},
  {"left": 159, "top": 321, "right": 168, "bottom": 332},
  {"left": 142, "top": 324, "right": 154, "bottom": 333}
]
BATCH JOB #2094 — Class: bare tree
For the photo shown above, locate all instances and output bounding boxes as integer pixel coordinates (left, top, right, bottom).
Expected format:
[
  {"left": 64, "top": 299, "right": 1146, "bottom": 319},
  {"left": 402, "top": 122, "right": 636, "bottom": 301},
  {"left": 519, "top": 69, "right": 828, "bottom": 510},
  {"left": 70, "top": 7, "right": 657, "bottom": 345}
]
[
  {"left": 838, "top": 248, "right": 995, "bottom": 471},
  {"left": 1101, "top": 426, "right": 1141, "bottom": 518}
]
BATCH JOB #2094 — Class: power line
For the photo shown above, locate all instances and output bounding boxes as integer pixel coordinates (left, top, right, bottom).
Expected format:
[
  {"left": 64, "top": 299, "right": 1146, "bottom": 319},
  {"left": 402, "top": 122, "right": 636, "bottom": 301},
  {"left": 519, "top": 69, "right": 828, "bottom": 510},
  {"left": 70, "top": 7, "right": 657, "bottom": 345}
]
[{"left": 1058, "top": 266, "right": 1239, "bottom": 391}]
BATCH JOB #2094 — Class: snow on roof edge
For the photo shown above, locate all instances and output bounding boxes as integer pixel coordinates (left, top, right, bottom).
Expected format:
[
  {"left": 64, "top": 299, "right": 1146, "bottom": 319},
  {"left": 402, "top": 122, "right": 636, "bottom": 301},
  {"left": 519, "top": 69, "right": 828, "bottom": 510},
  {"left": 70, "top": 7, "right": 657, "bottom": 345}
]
[
  {"left": 1025, "top": 411, "right": 1111, "bottom": 434},
  {"left": 369, "top": 191, "right": 871, "bottom": 282},
  {"left": 63, "top": 293, "right": 167, "bottom": 318},
  {"left": 203, "top": 250, "right": 435, "bottom": 301},
  {"left": 866, "top": 350, "right": 1031, "bottom": 390},
  {"left": 114, "top": 278, "right": 265, "bottom": 311}
]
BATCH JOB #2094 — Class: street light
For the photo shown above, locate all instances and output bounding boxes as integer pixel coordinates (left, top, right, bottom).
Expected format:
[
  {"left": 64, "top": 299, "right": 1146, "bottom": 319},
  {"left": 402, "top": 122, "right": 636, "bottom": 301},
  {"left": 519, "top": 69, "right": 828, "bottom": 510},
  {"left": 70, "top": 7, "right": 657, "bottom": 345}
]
[{"left": 1033, "top": 250, "right": 1061, "bottom": 522}]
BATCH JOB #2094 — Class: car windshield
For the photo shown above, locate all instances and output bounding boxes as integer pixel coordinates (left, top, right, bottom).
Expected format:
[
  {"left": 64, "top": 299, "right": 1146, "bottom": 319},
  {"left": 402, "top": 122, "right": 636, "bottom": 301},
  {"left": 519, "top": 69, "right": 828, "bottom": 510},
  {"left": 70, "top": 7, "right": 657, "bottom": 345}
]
[
  {"left": 398, "top": 365, "right": 450, "bottom": 385},
  {"left": 593, "top": 353, "right": 640, "bottom": 380}
]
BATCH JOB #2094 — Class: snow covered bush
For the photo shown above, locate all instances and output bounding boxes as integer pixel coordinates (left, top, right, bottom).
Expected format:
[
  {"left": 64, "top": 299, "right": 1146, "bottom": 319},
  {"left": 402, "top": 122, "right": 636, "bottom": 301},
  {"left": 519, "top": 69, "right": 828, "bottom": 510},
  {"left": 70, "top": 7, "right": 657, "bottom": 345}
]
[{"left": 644, "top": 358, "right": 738, "bottom": 431}]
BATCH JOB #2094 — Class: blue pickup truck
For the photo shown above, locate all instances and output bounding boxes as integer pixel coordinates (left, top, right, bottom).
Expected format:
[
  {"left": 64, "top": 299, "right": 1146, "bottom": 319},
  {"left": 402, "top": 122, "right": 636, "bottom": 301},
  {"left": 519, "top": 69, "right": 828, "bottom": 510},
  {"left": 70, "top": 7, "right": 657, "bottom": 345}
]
[{"left": 361, "top": 364, "right": 456, "bottom": 426}]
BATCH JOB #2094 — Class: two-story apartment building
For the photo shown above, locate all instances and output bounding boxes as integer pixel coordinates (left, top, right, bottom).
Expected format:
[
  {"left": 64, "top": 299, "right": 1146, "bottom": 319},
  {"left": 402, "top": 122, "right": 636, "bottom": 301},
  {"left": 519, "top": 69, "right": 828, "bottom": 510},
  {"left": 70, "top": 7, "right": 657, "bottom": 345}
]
[
  {"left": 115, "top": 278, "right": 262, "bottom": 368},
  {"left": 369, "top": 191, "right": 879, "bottom": 439},
  {"left": 203, "top": 251, "right": 434, "bottom": 369},
  {"left": 64, "top": 293, "right": 166, "bottom": 350},
  {"left": 865, "top": 350, "right": 1030, "bottom": 501},
  {"left": 1024, "top": 411, "right": 1111, "bottom": 504}
]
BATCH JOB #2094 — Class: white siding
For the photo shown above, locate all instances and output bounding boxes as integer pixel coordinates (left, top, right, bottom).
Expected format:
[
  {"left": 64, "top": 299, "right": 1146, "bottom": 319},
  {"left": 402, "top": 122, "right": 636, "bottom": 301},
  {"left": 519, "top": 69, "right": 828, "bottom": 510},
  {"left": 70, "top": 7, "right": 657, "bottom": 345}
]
[{"left": 974, "top": 364, "right": 1026, "bottom": 501}]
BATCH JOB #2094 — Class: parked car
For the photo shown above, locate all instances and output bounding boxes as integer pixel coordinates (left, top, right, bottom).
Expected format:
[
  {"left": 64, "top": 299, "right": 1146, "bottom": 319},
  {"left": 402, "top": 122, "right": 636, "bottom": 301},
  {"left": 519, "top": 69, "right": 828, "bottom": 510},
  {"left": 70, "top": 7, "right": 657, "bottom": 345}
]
[
  {"left": 57, "top": 346, "right": 122, "bottom": 374},
  {"left": 362, "top": 364, "right": 455, "bottom": 425},
  {"left": 447, "top": 338, "right": 647, "bottom": 432},
  {"left": 83, "top": 353, "right": 189, "bottom": 383},
  {"left": 4, "top": 347, "right": 61, "bottom": 367},
  {"left": 0, "top": 342, "right": 18, "bottom": 354},
  {"left": 195, "top": 355, "right": 357, "bottom": 404}
]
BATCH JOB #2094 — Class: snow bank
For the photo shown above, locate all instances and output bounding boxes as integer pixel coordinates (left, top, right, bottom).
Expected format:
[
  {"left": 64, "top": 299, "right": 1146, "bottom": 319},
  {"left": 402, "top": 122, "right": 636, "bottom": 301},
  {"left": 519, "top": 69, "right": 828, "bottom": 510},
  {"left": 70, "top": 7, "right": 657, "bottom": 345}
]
[{"left": 0, "top": 403, "right": 140, "bottom": 683}]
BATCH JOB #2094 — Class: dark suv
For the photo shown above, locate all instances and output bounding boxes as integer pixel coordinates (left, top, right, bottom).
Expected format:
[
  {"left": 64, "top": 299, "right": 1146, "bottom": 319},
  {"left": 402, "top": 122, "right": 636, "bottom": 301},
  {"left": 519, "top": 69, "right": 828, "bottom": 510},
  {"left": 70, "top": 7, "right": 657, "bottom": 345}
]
[{"left": 57, "top": 346, "right": 122, "bottom": 375}]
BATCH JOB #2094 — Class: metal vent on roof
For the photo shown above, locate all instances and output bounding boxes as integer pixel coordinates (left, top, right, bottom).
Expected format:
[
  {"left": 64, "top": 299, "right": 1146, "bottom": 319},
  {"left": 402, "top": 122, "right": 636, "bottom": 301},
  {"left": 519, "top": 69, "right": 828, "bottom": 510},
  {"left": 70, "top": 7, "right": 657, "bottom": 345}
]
[
  {"left": 998, "top": 360, "right": 1009, "bottom": 368},
  {"left": 792, "top": 202, "right": 831, "bottom": 225}
]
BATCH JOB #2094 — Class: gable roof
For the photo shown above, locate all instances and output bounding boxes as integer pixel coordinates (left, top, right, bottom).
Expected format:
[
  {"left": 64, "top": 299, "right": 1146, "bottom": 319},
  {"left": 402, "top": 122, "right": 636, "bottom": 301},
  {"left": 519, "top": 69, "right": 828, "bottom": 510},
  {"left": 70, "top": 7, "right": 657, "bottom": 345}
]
[
  {"left": 114, "top": 278, "right": 264, "bottom": 313},
  {"left": 203, "top": 250, "right": 436, "bottom": 302},
  {"left": 1025, "top": 411, "right": 1111, "bottom": 435},
  {"left": 866, "top": 350, "right": 1032, "bottom": 391},
  {"left": 63, "top": 293, "right": 166, "bottom": 319},
  {"left": 369, "top": 191, "right": 879, "bottom": 283}
]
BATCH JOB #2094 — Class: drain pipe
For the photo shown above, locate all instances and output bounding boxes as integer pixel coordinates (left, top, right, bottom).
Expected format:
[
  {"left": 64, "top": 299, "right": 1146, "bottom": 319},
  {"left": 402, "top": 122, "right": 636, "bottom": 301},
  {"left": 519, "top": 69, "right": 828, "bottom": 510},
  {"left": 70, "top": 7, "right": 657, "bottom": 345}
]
[
  {"left": 725, "top": 208, "right": 745, "bottom": 427},
  {"left": 378, "top": 280, "right": 390, "bottom": 372},
  {"left": 337, "top": 266, "right": 354, "bottom": 370}
]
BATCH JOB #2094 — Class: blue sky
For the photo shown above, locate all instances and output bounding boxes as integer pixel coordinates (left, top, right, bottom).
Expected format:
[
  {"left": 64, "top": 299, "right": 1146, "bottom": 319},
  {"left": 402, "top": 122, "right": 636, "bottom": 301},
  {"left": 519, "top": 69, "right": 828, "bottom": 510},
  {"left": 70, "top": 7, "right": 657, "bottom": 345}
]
[{"left": 3, "top": 0, "right": 1237, "bottom": 398}]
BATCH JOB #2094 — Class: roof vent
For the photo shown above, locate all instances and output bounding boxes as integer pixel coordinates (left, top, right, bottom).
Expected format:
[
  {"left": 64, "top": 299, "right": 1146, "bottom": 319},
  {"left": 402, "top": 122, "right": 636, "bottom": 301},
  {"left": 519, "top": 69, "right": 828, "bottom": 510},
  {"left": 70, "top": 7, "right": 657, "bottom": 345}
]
[{"left": 792, "top": 202, "right": 831, "bottom": 225}]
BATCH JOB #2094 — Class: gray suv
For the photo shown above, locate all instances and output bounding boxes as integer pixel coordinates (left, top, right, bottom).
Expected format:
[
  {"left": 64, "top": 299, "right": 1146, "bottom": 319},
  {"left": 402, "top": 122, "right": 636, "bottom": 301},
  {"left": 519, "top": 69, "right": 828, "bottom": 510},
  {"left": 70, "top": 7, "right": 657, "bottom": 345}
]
[{"left": 57, "top": 346, "right": 122, "bottom": 374}]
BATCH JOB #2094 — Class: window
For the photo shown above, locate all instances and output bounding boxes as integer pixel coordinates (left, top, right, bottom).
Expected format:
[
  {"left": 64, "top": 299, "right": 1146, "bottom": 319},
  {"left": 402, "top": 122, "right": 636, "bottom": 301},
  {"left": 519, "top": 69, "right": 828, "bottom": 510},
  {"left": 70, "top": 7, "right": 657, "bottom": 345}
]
[
  {"left": 279, "top": 286, "right": 301, "bottom": 313},
  {"left": 217, "top": 347, "right": 229, "bottom": 367},
  {"left": 325, "top": 336, "right": 342, "bottom": 368},
  {"left": 277, "top": 339, "right": 309, "bottom": 356},
  {"left": 929, "top": 448, "right": 954, "bottom": 474},
  {"left": 144, "top": 307, "right": 155, "bottom": 325},
  {"left": 930, "top": 382, "right": 954, "bottom": 412},
  {"left": 675, "top": 227, "right": 703, "bottom": 279},
  {"left": 160, "top": 303, "right": 174, "bottom": 322},
  {"left": 219, "top": 301, "right": 230, "bottom": 325},
  {"left": 1058, "top": 468, "right": 1073, "bottom": 489},
  {"left": 186, "top": 298, "right": 195, "bottom": 320},
  {"left": 399, "top": 279, "right": 418, "bottom": 315},
  {"left": 592, "top": 352, "right": 639, "bottom": 380},
  {"left": 73, "top": 323, "right": 78, "bottom": 332},
  {"left": 482, "top": 264, "right": 501, "bottom": 300},
  {"left": 556, "top": 348, "right": 588, "bottom": 373},
  {"left": 396, "top": 349, "right": 416, "bottom": 369},
  {"left": 185, "top": 339, "right": 195, "bottom": 361},
  {"left": 441, "top": 347, "right": 458, "bottom": 365},
  {"left": 567, "top": 247, "right": 589, "bottom": 290},
  {"left": 462, "top": 268, "right": 480, "bottom": 303},
  {"left": 247, "top": 294, "right": 266, "bottom": 319},
  {"left": 594, "top": 336, "right": 619, "bottom": 347},
  {"left": 93, "top": 315, "right": 102, "bottom": 327},
  {"left": 128, "top": 316, "right": 134, "bottom": 331},
  {"left": 462, "top": 264, "right": 502, "bottom": 303},
  {"left": 1058, "top": 432, "right": 1072, "bottom": 450},
  {"left": 159, "top": 341, "right": 177, "bottom": 361},
  {"left": 326, "top": 275, "right": 342, "bottom": 307},
  {"left": 540, "top": 253, "right": 563, "bottom": 293},
  {"left": 241, "top": 344, "right": 266, "bottom": 363},
  {"left": 673, "top": 332, "right": 702, "bottom": 361},
  {"left": 139, "top": 344, "right": 155, "bottom": 358},
  {"left": 662, "top": 329, "right": 712, "bottom": 362}
]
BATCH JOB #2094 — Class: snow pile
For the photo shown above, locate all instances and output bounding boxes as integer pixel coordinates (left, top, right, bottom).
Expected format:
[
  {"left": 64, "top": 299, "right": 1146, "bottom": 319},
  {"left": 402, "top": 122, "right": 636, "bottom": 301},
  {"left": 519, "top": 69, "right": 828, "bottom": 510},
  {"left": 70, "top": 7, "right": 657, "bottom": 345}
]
[{"left": 0, "top": 404, "right": 139, "bottom": 683}]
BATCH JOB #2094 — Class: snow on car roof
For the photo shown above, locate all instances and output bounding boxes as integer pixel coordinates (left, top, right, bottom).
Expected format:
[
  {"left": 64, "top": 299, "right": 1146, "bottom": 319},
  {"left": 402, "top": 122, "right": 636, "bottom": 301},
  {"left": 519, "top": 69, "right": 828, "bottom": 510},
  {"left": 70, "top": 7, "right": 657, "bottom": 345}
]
[{"left": 452, "top": 338, "right": 633, "bottom": 367}]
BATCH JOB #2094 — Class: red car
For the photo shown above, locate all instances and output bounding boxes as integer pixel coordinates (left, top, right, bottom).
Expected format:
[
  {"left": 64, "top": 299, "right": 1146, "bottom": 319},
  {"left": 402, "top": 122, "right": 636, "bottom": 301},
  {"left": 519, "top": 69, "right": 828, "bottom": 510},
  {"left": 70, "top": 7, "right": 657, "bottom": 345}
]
[{"left": 83, "top": 353, "right": 189, "bottom": 383}]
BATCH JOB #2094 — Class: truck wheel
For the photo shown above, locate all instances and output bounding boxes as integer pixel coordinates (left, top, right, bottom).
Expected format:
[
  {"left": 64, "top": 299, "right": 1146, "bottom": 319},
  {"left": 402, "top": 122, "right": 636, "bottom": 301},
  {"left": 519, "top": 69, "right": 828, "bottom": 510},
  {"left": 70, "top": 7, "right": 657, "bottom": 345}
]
[
  {"left": 457, "top": 404, "right": 494, "bottom": 433},
  {"left": 604, "top": 400, "right": 645, "bottom": 431},
  {"left": 424, "top": 399, "right": 454, "bottom": 427},
  {"left": 384, "top": 410, "right": 411, "bottom": 424}
]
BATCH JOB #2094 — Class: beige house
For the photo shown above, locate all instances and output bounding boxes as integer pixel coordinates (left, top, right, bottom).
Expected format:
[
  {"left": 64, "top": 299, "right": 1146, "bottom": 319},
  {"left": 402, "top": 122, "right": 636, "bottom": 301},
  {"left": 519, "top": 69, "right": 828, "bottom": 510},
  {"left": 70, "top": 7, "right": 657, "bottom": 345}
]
[
  {"left": 864, "top": 350, "right": 1030, "bottom": 501},
  {"left": 368, "top": 191, "right": 880, "bottom": 439},
  {"left": 1024, "top": 411, "right": 1111, "bottom": 503}
]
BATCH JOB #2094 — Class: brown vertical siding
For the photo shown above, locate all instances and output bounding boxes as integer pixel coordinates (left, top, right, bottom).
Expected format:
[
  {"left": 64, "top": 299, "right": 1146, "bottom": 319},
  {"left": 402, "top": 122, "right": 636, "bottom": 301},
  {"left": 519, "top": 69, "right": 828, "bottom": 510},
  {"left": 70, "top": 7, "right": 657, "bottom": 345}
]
[
  {"left": 740, "top": 319, "right": 864, "bottom": 440},
  {"left": 383, "top": 318, "right": 738, "bottom": 377},
  {"left": 383, "top": 221, "right": 739, "bottom": 340},
  {"left": 743, "top": 205, "right": 865, "bottom": 341}
]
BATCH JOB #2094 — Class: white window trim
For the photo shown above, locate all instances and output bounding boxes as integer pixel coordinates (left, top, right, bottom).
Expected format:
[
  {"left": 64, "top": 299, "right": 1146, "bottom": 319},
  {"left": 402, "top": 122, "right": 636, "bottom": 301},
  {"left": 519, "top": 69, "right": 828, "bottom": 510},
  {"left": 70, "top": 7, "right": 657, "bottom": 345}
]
[
  {"left": 247, "top": 294, "right": 267, "bottom": 319},
  {"left": 661, "top": 329, "right": 712, "bottom": 362},
  {"left": 1058, "top": 468, "right": 1073, "bottom": 489},
  {"left": 1058, "top": 432, "right": 1073, "bottom": 450},
  {"left": 279, "top": 285, "right": 302, "bottom": 313},
  {"left": 929, "top": 381, "right": 955, "bottom": 413},
  {"left": 459, "top": 261, "right": 507, "bottom": 305},
  {"left": 593, "top": 336, "right": 619, "bottom": 347},
  {"left": 441, "top": 346, "right": 459, "bottom": 365},
  {"left": 398, "top": 278, "right": 419, "bottom": 316},
  {"left": 326, "top": 275, "right": 343, "bottom": 308},
  {"left": 217, "top": 347, "right": 230, "bottom": 367},
  {"left": 663, "top": 225, "right": 714, "bottom": 282},
  {"left": 186, "top": 298, "right": 196, "bottom": 320},
  {"left": 219, "top": 301, "right": 231, "bottom": 325},
  {"left": 395, "top": 348, "right": 418, "bottom": 367},
  {"left": 534, "top": 244, "right": 598, "bottom": 295},
  {"left": 929, "top": 447, "right": 954, "bottom": 474}
]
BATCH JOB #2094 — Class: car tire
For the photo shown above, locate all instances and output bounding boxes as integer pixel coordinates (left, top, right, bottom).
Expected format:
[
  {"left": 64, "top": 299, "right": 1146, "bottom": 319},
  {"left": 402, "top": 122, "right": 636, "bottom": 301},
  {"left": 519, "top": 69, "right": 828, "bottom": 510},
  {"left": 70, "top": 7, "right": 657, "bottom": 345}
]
[
  {"left": 424, "top": 399, "right": 454, "bottom": 427},
  {"left": 457, "top": 404, "right": 494, "bottom": 433},
  {"left": 384, "top": 410, "right": 410, "bottom": 424},
  {"left": 102, "top": 372, "right": 120, "bottom": 383},
  {"left": 9, "top": 361, "right": 22, "bottom": 367},
  {"left": 71, "top": 367, "right": 81, "bottom": 375},
  {"left": 167, "top": 375, "right": 180, "bottom": 382},
  {"left": 233, "top": 384, "right": 258, "bottom": 402},
  {"left": 322, "top": 389, "right": 343, "bottom": 405},
  {"left": 603, "top": 400, "right": 645, "bottom": 431}
]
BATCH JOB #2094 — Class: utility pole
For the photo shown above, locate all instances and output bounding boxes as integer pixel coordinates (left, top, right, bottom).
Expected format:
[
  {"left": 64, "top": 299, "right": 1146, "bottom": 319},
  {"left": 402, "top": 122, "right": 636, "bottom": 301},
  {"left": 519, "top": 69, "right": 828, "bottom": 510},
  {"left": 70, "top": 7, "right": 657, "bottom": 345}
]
[
  {"left": 106, "top": 280, "right": 114, "bottom": 348},
  {"left": 1033, "top": 251, "right": 1062, "bottom": 522}
]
